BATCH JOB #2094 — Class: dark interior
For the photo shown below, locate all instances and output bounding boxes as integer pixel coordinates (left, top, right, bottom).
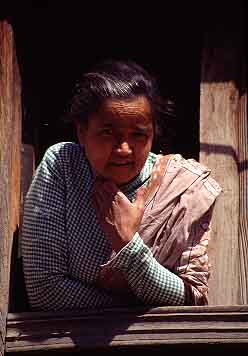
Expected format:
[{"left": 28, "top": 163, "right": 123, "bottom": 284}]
[{"left": 5, "top": 2, "right": 204, "bottom": 165}]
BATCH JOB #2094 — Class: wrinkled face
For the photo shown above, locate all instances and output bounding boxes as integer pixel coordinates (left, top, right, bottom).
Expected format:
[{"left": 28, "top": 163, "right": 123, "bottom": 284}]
[{"left": 77, "top": 96, "right": 154, "bottom": 185}]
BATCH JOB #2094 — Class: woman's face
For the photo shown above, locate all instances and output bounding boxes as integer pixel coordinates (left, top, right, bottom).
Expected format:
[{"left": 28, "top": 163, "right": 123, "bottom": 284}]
[{"left": 77, "top": 96, "right": 154, "bottom": 185}]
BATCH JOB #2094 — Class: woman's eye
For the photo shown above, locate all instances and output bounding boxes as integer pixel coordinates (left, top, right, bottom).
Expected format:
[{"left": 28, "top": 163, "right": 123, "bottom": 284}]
[
  {"left": 133, "top": 132, "right": 147, "bottom": 138},
  {"left": 101, "top": 128, "right": 113, "bottom": 136}
]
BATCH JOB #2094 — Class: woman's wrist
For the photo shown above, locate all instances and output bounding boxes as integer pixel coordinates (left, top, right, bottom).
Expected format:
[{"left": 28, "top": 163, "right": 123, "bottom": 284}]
[{"left": 111, "top": 231, "right": 137, "bottom": 252}]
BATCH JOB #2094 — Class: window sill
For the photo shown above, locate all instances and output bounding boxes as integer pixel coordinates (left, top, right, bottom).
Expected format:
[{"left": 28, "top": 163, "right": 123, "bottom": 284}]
[{"left": 6, "top": 305, "right": 248, "bottom": 354}]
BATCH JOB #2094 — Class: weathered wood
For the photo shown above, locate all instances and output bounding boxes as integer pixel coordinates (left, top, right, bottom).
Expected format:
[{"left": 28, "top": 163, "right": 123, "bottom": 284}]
[
  {"left": 237, "top": 66, "right": 248, "bottom": 303},
  {"left": 200, "top": 81, "right": 240, "bottom": 305},
  {"left": 0, "top": 20, "right": 22, "bottom": 355},
  {"left": 199, "top": 2, "right": 247, "bottom": 305},
  {"left": 5, "top": 306, "right": 248, "bottom": 354}
]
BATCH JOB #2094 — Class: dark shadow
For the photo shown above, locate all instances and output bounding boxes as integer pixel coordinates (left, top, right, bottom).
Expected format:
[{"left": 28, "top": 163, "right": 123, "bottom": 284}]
[
  {"left": 4, "top": 2, "right": 202, "bottom": 164},
  {"left": 8, "top": 225, "right": 30, "bottom": 312},
  {"left": 200, "top": 143, "right": 248, "bottom": 173},
  {"left": 6, "top": 344, "right": 248, "bottom": 356},
  {"left": 200, "top": 1, "right": 246, "bottom": 97}
]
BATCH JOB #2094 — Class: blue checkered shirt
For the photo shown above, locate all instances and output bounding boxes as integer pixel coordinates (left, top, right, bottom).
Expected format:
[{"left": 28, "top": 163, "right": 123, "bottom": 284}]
[{"left": 22, "top": 142, "right": 185, "bottom": 311}]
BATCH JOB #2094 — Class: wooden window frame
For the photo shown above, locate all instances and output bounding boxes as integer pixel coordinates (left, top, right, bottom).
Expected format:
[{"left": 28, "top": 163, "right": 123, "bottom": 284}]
[
  {"left": 1, "top": 3, "right": 247, "bottom": 355},
  {"left": 5, "top": 306, "right": 248, "bottom": 354}
]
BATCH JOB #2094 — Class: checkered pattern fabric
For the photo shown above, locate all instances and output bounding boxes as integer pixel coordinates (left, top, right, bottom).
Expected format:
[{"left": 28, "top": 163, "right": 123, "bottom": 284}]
[{"left": 22, "top": 142, "right": 185, "bottom": 311}]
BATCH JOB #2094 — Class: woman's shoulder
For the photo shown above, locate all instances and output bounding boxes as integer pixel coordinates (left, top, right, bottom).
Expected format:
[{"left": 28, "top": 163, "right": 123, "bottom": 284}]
[
  {"left": 45, "top": 142, "right": 82, "bottom": 156},
  {"left": 41, "top": 142, "right": 84, "bottom": 163},
  {"left": 168, "top": 154, "right": 211, "bottom": 176},
  {"left": 160, "top": 153, "right": 222, "bottom": 196},
  {"left": 152, "top": 153, "right": 210, "bottom": 177},
  {"left": 38, "top": 142, "right": 87, "bottom": 173}
]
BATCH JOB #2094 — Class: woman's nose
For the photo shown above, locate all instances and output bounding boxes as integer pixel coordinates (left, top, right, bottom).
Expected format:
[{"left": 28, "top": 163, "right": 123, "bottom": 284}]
[{"left": 115, "top": 141, "right": 132, "bottom": 156}]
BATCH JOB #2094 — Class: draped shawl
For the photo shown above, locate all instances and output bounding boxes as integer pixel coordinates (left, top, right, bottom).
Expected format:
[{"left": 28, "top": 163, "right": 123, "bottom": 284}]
[{"left": 138, "top": 154, "right": 222, "bottom": 304}]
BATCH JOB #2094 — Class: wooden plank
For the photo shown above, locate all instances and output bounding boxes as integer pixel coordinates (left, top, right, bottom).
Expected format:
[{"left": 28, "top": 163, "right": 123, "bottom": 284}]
[
  {"left": 0, "top": 20, "right": 22, "bottom": 355},
  {"left": 237, "top": 64, "right": 248, "bottom": 303},
  {"left": 200, "top": 81, "right": 240, "bottom": 305},
  {"left": 5, "top": 306, "right": 248, "bottom": 354},
  {"left": 7, "top": 304, "right": 248, "bottom": 319},
  {"left": 199, "top": 2, "right": 247, "bottom": 305}
]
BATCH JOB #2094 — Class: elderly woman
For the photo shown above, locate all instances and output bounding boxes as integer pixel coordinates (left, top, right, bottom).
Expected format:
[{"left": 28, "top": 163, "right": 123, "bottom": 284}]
[{"left": 21, "top": 60, "right": 221, "bottom": 311}]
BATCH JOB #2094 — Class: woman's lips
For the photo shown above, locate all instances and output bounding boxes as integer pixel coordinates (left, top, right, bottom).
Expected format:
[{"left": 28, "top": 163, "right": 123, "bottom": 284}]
[{"left": 109, "top": 162, "right": 133, "bottom": 167}]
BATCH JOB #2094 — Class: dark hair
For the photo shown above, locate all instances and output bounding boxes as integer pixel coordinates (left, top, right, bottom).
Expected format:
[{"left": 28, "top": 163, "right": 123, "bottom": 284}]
[{"left": 65, "top": 59, "right": 176, "bottom": 151}]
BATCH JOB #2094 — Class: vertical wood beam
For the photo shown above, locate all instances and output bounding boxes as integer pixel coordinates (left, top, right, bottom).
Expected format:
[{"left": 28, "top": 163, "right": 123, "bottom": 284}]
[
  {"left": 200, "top": 3, "right": 247, "bottom": 305},
  {"left": 0, "top": 20, "right": 21, "bottom": 355},
  {"left": 237, "top": 71, "right": 248, "bottom": 303}
]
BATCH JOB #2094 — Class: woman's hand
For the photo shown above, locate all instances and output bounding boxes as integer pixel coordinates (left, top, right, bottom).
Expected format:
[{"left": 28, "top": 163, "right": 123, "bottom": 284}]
[{"left": 92, "top": 178, "right": 146, "bottom": 252}]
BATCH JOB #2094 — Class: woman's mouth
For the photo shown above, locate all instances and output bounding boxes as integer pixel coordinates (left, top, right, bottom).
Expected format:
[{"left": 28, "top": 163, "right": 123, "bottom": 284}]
[{"left": 109, "top": 162, "right": 133, "bottom": 167}]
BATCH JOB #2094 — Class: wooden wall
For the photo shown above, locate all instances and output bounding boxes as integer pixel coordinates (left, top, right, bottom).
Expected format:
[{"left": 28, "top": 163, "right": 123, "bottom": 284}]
[
  {"left": 200, "top": 3, "right": 247, "bottom": 305},
  {"left": 0, "top": 21, "right": 22, "bottom": 355}
]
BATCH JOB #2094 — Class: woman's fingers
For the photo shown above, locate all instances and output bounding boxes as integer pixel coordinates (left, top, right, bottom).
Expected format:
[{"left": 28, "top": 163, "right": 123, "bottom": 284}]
[
  {"left": 92, "top": 179, "right": 119, "bottom": 226},
  {"left": 132, "top": 186, "right": 147, "bottom": 211}
]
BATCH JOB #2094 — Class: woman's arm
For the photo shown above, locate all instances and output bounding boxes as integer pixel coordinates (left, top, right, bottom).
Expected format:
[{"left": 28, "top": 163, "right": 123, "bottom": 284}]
[
  {"left": 95, "top": 186, "right": 214, "bottom": 307},
  {"left": 92, "top": 179, "right": 185, "bottom": 306},
  {"left": 22, "top": 146, "right": 115, "bottom": 311},
  {"left": 98, "top": 233, "right": 186, "bottom": 305}
]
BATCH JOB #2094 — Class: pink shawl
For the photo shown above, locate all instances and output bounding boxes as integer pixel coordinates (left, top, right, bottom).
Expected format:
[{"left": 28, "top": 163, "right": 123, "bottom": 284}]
[{"left": 139, "top": 154, "right": 222, "bottom": 304}]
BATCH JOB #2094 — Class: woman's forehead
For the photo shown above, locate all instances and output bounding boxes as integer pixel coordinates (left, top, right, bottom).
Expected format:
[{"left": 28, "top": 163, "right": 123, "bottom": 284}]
[{"left": 97, "top": 96, "right": 153, "bottom": 123}]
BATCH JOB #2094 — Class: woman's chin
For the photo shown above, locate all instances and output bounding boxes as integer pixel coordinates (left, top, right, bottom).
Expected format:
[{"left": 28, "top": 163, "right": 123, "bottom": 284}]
[
  {"left": 107, "top": 172, "right": 139, "bottom": 186},
  {"left": 95, "top": 164, "right": 140, "bottom": 186}
]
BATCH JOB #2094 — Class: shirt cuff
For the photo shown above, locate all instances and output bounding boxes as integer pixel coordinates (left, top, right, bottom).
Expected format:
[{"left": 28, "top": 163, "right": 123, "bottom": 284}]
[{"left": 100, "top": 232, "right": 152, "bottom": 271}]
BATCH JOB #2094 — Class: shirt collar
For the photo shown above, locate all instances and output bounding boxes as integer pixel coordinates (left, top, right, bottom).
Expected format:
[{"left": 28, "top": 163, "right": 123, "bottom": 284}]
[{"left": 120, "top": 152, "right": 157, "bottom": 201}]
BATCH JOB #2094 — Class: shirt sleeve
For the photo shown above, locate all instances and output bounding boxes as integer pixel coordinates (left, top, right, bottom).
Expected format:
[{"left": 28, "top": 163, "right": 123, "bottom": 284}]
[
  {"left": 100, "top": 233, "right": 185, "bottom": 306},
  {"left": 21, "top": 146, "right": 115, "bottom": 311}
]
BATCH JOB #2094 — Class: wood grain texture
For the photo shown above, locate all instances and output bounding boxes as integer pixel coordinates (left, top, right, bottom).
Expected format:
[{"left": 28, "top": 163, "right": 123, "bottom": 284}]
[
  {"left": 5, "top": 306, "right": 248, "bottom": 354},
  {"left": 237, "top": 69, "right": 248, "bottom": 303},
  {"left": 199, "top": 2, "right": 247, "bottom": 305},
  {"left": 0, "top": 20, "right": 21, "bottom": 355},
  {"left": 200, "top": 82, "right": 240, "bottom": 305}
]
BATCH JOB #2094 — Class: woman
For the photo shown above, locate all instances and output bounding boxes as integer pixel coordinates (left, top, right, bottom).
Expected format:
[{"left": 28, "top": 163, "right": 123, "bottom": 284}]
[{"left": 21, "top": 60, "right": 222, "bottom": 311}]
